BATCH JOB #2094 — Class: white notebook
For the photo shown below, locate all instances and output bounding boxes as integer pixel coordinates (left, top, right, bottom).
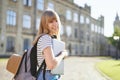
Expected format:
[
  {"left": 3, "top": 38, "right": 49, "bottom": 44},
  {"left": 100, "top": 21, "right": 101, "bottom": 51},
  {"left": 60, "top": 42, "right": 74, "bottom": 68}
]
[
  {"left": 51, "top": 39, "right": 65, "bottom": 75},
  {"left": 52, "top": 39, "right": 65, "bottom": 56}
]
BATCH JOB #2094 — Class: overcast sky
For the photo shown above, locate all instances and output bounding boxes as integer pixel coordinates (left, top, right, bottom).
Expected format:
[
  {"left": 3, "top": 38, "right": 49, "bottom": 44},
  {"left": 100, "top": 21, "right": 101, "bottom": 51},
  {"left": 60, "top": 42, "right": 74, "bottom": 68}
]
[{"left": 74, "top": 0, "right": 120, "bottom": 37}]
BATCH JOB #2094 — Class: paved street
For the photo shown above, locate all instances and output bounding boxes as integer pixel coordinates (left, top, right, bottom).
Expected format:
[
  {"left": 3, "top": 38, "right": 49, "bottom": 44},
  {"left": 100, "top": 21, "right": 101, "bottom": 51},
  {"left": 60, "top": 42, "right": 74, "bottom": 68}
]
[
  {"left": 0, "top": 57, "right": 111, "bottom": 80},
  {"left": 61, "top": 57, "right": 111, "bottom": 80}
]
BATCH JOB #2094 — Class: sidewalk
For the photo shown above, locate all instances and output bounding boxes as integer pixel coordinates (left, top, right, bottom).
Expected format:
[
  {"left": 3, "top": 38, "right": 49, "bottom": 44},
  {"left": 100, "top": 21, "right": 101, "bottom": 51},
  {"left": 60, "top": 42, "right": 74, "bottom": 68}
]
[
  {"left": 0, "top": 57, "right": 111, "bottom": 80},
  {"left": 0, "top": 59, "right": 14, "bottom": 80}
]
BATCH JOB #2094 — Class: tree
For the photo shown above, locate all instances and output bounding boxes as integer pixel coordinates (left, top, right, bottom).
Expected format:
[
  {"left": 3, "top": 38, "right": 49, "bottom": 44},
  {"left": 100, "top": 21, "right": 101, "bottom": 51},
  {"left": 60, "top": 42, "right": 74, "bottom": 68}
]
[
  {"left": 113, "top": 26, "right": 120, "bottom": 36},
  {"left": 107, "top": 26, "right": 120, "bottom": 48},
  {"left": 113, "top": 26, "right": 120, "bottom": 50}
]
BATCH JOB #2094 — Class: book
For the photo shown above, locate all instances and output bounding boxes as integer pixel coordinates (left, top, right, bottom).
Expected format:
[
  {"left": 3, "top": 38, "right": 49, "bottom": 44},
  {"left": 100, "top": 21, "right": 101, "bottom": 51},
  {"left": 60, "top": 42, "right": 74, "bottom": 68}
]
[
  {"left": 51, "top": 39, "right": 65, "bottom": 75},
  {"left": 52, "top": 39, "right": 65, "bottom": 56}
]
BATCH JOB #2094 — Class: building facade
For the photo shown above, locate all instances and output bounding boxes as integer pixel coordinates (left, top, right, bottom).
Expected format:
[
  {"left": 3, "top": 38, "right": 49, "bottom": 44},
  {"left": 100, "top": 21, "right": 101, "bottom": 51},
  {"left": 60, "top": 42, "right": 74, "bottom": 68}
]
[{"left": 0, "top": 0, "right": 105, "bottom": 56}]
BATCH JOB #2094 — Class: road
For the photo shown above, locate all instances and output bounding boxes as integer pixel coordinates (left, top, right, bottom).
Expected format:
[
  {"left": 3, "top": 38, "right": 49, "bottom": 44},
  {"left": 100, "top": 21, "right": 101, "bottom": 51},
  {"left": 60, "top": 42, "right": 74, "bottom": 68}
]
[
  {"left": 61, "top": 57, "right": 111, "bottom": 80},
  {"left": 0, "top": 57, "right": 111, "bottom": 80}
]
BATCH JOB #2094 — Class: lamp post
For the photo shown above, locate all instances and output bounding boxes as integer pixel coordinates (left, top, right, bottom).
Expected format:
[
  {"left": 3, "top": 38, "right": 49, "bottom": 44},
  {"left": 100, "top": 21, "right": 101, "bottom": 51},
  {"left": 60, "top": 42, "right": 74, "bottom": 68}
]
[{"left": 113, "top": 36, "right": 120, "bottom": 60}]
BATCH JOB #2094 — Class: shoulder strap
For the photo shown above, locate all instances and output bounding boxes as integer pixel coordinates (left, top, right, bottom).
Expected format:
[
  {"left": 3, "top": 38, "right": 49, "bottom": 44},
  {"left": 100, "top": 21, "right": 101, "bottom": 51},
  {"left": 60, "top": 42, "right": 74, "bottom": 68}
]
[
  {"left": 35, "top": 60, "right": 46, "bottom": 78},
  {"left": 30, "top": 34, "right": 46, "bottom": 77},
  {"left": 25, "top": 50, "right": 28, "bottom": 72},
  {"left": 43, "top": 61, "right": 46, "bottom": 80},
  {"left": 30, "top": 44, "right": 37, "bottom": 76}
]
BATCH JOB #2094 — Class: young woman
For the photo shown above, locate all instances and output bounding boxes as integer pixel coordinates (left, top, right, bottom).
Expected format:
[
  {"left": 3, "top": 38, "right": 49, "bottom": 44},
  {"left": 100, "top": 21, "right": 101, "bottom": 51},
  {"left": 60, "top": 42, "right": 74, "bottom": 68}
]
[{"left": 33, "top": 9, "right": 67, "bottom": 80}]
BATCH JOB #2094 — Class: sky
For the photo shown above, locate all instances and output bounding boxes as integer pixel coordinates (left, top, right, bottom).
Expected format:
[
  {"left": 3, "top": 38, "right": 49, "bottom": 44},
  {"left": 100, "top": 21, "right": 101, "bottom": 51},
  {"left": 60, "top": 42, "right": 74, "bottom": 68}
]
[{"left": 74, "top": 0, "right": 120, "bottom": 37}]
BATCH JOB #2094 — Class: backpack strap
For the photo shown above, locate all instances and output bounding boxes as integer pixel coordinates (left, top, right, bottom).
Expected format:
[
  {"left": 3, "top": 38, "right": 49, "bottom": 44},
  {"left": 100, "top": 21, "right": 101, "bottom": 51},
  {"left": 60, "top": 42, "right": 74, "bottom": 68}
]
[
  {"left": 25, "top": 50, "right": 28, "bottom": 72},
  {"left": 43, "top": 61, "right": 46, "bottom": 80},
  {"left": 30, "top": 44, "right": 38, "bottom": 76},
  {"left": 35, "top": 60, "right": 46, "bottom": 79},
  {"left": 30, "top": 34, "right": 46, "bottom": 77}
]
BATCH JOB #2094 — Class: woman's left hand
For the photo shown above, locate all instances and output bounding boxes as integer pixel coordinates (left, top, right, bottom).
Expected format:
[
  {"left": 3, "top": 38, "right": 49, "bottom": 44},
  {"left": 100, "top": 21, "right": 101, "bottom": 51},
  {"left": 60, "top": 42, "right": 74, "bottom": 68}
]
[{"left": 62, "top": 50, "right": 68, "bottom": 59}]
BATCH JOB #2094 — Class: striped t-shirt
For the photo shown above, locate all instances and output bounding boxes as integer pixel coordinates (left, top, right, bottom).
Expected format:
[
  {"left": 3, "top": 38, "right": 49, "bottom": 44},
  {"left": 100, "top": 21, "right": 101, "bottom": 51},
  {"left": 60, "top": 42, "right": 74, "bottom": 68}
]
[{"left": 37, "top": 34, "right": 52, "bottom": 66}]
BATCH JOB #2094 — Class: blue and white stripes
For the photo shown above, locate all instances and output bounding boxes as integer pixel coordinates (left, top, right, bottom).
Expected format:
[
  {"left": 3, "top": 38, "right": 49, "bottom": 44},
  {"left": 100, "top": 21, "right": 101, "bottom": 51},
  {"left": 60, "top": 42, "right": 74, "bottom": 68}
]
[{"left": 37, "top": 34, "right": 52, "bottom": 66}]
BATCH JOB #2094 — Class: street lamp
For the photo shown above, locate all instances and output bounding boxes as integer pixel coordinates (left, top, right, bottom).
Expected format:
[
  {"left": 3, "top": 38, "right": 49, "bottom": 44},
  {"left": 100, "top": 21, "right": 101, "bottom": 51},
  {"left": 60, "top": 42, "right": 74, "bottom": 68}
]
[{"left": 113, "top": 36, "right": 120, "bottom": 60}]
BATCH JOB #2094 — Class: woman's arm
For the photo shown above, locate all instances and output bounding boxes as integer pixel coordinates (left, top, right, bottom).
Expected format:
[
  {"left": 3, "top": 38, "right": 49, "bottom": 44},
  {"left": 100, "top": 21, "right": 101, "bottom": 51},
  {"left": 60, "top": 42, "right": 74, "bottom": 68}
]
[{"left": 43, "top": 46, "right": 65, "bottom": 70}]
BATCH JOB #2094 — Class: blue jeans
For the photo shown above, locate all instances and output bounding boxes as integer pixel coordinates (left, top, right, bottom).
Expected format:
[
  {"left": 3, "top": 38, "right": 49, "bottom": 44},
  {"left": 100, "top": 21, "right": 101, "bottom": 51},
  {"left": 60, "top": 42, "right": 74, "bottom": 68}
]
[{"left": 37, "top": 70, "right": 61, "bottom": 80}]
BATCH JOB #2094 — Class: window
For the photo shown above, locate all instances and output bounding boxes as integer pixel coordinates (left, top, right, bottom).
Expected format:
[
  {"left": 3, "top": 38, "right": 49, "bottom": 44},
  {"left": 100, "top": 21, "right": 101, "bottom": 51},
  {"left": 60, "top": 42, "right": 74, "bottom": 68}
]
[
  {"left": 12, "top": 0, "right": 17, "bottom": 2},
  {"left": 23, "top": 39, "right": 30, "bottom": 50},
  {"left": 66, "top": 10, "right": 71, "bottom": 20},
  {"left": 95, "top": 25, "right": 98, "bottom": 32},
  {"left": 73, "top": 13, "right": 78, "bottom": 22},
  {"left": 86, "top": 17, "right": 90, "bottom": 24},
  {"left": 87, "top": 46, "right": 89, "bottom": 54},
  {"left": 87, "top": 34, "right": 90, "bottom": 41},
  {"left": 99, "top": 27, "right": 102, "bottom": 34},
  {"left": 24, "top": 0, "right": 32, "bottom": 6},
  {"left": 47, "top": 2, "right": 54, "bottom": 9},
  {"left": 74, "top": 28, "right": 78, "bottom": 38},
  {"left": 98, "top": 26, "right": 101, "bottom": 33},
  {"left": 6, "top": 10, "right": 16, "bottom": 26},
  {"left": 75, "top": 45, "right": 78, "bottom": 55},
  {"left": 91, "top": 24, "right": 95, "bottom": 32},
  {"left": 36, "top": 18, "right": 40, "bottom": 30},
  {"left": 66, "top": 26, "right": 72, "bottom": 37},
  {"left": 80, "top": 45, "right": 84, "bottom": 54},
  {"left": 80, "top": 31, "right": 84, "bottom": 41},
  {"left": 23, "top": 0, "right": 32, "bottom": 6},
  {"left": 37, "top": 0, "right": 44, "bottom": 10},
  {"left": 101, "top": 28, "right": 104, "bottom": 34},
  {"left": 80, "top": 15, "right": 84, "bottom": 24},
  {"left": 23, "top": 15, "right": 31, "bottom": 28},
  {"left": 6, "top": 36, "right": 15, "bottom": 52}
]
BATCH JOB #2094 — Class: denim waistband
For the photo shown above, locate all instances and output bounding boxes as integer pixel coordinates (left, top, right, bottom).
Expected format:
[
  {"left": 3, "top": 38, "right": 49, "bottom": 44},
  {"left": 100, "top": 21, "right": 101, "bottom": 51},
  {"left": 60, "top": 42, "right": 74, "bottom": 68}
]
[{"left": 41, "top": 70, "right": 51, "bottom": 72}]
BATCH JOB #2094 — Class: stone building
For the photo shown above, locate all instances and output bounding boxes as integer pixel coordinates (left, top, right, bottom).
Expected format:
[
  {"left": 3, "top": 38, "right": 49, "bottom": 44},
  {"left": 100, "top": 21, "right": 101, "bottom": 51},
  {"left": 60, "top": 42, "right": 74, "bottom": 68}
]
[
  {"left": 0, "top": 0, "right": 105, "bottom": 56},
  {"left": 114, "top": 13, "right": 120, "bottom": 30}
]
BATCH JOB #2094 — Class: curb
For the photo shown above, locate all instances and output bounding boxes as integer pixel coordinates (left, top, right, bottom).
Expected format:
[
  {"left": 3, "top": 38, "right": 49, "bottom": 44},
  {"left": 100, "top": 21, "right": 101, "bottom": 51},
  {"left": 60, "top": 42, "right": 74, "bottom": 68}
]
[{"left": 95, "top": 65, "right": 112, "bottom": 80}]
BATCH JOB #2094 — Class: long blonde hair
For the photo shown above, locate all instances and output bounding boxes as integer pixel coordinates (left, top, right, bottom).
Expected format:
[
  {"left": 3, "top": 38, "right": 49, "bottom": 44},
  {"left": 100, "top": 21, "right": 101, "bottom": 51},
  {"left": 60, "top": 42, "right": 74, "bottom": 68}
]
[{"left": 33, "top": 9, "right": 61, "bottom": 45}]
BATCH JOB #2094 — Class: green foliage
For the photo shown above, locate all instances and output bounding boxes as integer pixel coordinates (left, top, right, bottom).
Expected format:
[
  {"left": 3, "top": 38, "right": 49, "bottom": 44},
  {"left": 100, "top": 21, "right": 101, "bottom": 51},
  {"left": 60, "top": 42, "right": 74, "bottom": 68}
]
[
  {"left": 107, "top": 26, "right": 120, "bottom": 48},
  {"left": 107, "top": 37, "right": 116, "bottom": 46},
  {"left": 113, "top": 26, "right": 120, "bottom": 36}
]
